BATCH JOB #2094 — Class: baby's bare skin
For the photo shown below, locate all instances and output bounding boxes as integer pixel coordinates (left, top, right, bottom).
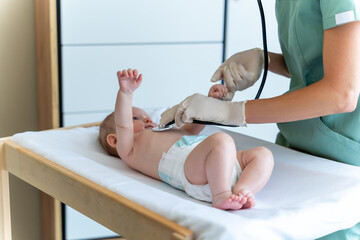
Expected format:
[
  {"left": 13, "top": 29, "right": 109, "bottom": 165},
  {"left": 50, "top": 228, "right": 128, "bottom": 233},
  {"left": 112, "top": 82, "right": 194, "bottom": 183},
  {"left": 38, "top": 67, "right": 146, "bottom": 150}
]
[
  {"left": 127, "top": 127, "right": 191, "bottom": 180},
  {"left": 211, "top": 188, "right": 255, "bottom": 210},
  {"left": 131, "top": 127, "right": 257, "bottom": 210},
  {"left": 110, "top": 68, "right": 273, "bottom": 210}
]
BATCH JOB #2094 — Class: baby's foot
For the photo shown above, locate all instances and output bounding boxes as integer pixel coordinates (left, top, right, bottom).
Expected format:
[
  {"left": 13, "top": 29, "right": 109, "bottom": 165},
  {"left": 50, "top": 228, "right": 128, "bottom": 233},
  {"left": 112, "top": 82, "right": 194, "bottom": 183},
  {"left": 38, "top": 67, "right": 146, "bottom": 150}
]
[
  {"left": 235, "top": 189, "right": 256, "bottom": 209},
  {"left": 212, "top": 191, "right": 247, "bottom": 210}
]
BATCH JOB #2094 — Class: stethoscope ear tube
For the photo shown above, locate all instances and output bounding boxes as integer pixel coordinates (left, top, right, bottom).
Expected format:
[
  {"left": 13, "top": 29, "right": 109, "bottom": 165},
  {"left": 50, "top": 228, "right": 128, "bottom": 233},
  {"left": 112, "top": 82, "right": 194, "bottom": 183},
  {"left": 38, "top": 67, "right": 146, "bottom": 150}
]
[{"left": 255, "top": 0, "right": 268, "bottom": 100}]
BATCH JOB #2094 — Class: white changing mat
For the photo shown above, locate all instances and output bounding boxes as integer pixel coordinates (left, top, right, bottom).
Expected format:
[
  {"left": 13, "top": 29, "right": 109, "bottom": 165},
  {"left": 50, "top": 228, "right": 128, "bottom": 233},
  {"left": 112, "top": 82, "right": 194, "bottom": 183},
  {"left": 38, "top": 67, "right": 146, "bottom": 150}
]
[{"left": 12, "top": 126, "right": 360, "bottom": 240}]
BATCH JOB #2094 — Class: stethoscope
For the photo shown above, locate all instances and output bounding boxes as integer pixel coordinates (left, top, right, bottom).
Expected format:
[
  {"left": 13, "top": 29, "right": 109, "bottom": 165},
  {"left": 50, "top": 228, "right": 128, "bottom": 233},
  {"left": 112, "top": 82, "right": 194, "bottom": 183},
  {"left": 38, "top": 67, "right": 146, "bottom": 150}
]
[
  {"left": 255, "top": 0, "right": 268, "bottom": 100},
  {"left": 154, "top": 0, "right": 268, "bottom": 131}
]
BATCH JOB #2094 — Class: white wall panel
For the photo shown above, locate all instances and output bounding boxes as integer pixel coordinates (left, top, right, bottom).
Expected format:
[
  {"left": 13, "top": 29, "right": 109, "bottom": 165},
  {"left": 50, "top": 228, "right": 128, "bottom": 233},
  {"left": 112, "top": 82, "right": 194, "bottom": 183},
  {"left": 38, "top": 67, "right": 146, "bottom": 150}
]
[
  {"left": 62, "top": 44, "right": 223, "bottom": 113},
  {"left": 60, "top": 0, "right": 224, "bottom": 44},
  {"left": 63, "top": 112, "right": 111, "bottom": 127}
]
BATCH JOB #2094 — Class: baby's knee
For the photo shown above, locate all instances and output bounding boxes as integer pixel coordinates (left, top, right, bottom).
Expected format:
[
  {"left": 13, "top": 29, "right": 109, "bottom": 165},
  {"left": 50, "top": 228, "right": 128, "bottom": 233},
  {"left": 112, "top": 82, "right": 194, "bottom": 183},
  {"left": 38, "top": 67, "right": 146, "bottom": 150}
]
[
  {"left": 208, "top": 132, "right": 235, "bottom": 150},
  {"left": 254, "top": 147, "right": 274, "bottom": 167},
  {"left": 240, "top": 147, "right": 274, "bottom": 168}
]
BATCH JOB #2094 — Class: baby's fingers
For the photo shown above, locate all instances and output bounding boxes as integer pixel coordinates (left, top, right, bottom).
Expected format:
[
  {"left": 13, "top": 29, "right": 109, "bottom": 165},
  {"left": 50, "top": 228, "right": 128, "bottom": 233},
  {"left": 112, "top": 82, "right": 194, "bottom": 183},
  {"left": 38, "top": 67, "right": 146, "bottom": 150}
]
[
  {"left": 211, "top": 92, "right": 221, "bottom": 99},
  {"left": 122, "top": 69, "right": 128, "bottom": 78},
  {"left": 133, "top": 69, "right": 143, "bottom": 81},
  {"left": 127, "top": 68, "right": 133, "bottom": 78},
  {"left": 117, "top": 70, "right": 127, "bottom": 79},
  {"left": 133, "top": 69, "right": 138, "bottom": 78},
  {"left": 137, "top": 73, "right": 143, "bottom": 81}
]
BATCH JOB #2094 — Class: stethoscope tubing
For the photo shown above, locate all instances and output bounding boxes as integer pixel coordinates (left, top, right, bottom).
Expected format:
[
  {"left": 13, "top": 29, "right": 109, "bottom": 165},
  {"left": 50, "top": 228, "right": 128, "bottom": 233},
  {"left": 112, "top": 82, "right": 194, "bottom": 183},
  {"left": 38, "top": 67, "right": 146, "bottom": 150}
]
[
  {"left": 163, "top": 1, "right": 269, "bottom": 127},
  {"left": 255, "top": 0, "right": 268, "bottom": 100}
]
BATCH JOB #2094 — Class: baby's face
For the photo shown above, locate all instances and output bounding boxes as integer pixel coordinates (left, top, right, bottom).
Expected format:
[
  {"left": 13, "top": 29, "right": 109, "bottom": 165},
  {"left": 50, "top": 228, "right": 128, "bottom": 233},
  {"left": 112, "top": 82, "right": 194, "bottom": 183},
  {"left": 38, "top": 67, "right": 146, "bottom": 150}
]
[{"left": 132, "top": 107, "right": 157, "bottom": 133}]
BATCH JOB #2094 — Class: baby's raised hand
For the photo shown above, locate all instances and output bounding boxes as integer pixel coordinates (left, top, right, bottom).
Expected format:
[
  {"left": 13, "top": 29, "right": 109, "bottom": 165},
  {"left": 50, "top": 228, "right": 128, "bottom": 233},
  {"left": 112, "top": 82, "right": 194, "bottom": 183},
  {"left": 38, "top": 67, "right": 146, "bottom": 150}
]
[
  {"left": 208, "top": 84, "right": 229, "bottom": 99},
  {"left": 117, "top": 68, "right": 143, "bottom": 93}
]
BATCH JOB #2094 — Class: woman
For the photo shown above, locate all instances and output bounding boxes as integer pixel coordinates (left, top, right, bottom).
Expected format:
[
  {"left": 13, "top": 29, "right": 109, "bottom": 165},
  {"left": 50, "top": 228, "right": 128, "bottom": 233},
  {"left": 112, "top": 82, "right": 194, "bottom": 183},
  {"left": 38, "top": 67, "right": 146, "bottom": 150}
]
[{"left": 160, "top": 1, "right": 360, "bottom": 239}]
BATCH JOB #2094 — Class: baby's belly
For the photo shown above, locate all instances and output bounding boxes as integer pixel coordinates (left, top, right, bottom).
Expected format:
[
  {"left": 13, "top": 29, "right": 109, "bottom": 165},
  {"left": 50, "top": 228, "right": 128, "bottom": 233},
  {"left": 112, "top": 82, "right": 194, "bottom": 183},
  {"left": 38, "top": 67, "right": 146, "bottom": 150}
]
[
  {"left": 132, "top": 129, "right": 187, "bottom": 178},
  {"left": 136, "top": 129, "right": 186, "bottom": 157}
]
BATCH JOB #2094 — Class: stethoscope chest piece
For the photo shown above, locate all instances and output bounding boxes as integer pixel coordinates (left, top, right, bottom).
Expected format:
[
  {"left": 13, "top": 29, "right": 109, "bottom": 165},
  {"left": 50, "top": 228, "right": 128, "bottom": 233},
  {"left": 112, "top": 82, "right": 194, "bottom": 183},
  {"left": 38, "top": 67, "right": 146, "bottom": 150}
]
[{"left": 152, "top": 125, "right": 173, "bottom": 132}]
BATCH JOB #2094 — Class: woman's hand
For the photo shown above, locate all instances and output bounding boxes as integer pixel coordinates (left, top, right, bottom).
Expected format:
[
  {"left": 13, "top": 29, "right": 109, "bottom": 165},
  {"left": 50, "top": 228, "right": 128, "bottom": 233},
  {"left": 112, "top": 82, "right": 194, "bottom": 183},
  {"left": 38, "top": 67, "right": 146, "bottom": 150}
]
[
  {"left": 160, "top": 93, "right": 247, "bottom": 127},
  {"left": 211, "top": 48, "right": 267, "bottom": 96},
  {"left": 117, "top": 69, "right": 143, "bottom": 94}
]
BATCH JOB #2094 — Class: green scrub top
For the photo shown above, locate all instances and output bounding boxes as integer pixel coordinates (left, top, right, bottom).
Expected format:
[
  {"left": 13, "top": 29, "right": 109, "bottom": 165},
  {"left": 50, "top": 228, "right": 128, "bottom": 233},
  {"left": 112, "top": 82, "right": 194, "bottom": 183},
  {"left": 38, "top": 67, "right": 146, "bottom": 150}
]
[{"left": 275, "top": 0, "right": 360, "bottom": 166}]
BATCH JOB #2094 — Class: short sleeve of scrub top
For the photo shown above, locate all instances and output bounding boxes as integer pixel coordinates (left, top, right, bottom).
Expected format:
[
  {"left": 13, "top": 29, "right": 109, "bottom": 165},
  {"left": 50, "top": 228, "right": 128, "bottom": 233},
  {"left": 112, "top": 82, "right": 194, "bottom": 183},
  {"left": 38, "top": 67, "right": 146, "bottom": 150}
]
[{"left": 275, "top": 0, "right": 360, "bottom": 166}]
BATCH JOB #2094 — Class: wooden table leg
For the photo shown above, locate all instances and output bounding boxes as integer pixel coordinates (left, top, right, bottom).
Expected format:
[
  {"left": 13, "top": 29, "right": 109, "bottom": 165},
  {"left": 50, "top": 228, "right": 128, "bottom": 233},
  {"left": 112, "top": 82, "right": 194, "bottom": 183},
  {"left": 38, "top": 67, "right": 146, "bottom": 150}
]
[
  {"left": 0, "top": 139, "right": 12, "bottom": 240},
  {"left": 41, "top": 193, "right": 62, "bottom": 240}
]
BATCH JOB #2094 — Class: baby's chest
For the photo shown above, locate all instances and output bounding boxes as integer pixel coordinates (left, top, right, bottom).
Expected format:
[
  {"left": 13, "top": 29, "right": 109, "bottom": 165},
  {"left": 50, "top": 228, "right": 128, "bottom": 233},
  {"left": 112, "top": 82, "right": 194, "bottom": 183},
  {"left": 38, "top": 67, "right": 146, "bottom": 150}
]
[{"left": 135, "top": 131, "right": 183, "bottom": 153}]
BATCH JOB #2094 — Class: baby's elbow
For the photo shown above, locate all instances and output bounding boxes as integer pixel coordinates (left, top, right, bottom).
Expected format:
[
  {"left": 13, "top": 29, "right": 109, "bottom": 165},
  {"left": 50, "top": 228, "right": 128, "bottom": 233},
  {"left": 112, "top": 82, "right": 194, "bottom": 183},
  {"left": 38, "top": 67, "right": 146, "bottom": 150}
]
[{"left": 116, "top": 146, "right": 134, "bottom": 161}]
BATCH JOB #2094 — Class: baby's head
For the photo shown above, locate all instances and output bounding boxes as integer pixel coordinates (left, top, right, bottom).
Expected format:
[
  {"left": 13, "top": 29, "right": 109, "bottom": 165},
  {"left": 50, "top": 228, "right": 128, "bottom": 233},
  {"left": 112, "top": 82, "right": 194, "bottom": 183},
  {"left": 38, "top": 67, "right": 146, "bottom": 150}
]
[
  {"left": 132, "top": 107, "right": 158, "bottom": 133},
  {"left": 99, "top": 112, "right": 118, "bottom": 157},
  {"left": 99, "top": 107, "right": 157, "bottom": 157}
]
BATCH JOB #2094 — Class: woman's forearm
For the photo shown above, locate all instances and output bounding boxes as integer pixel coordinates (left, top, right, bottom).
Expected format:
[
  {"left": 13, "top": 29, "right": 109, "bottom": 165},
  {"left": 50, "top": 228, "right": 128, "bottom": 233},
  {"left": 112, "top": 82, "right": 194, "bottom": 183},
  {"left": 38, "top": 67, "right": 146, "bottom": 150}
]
[
  {"left": 245, "top": 77, "right": 357, "bottom": 124},
  {"left": 268, "top": 52, "right": 291, "bottom": 78},
  {"left": 247, "top": 22, "right": 360, "bottom": 124}
]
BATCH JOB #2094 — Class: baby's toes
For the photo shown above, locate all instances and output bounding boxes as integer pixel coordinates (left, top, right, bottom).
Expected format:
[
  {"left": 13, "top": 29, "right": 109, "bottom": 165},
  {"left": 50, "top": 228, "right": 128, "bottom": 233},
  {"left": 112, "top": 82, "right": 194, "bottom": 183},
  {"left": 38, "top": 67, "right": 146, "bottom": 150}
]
[
  {"left": 243, "top": 192, "right": 256, "bottom": 209},
  {"left": 243, "top": 198, "right": 256, "bottom": 209},
  {"left": 229, "top": 195, "right": 237, "bottom": 202},
  {"left": 244, "top": 191, "right": 255, "bottom": 201},
  {"left": 237, "top": 194, "right": 247, "bottom": 205},
  {"left": 232, "top": 194, "right": 241, "bottom": 202}
]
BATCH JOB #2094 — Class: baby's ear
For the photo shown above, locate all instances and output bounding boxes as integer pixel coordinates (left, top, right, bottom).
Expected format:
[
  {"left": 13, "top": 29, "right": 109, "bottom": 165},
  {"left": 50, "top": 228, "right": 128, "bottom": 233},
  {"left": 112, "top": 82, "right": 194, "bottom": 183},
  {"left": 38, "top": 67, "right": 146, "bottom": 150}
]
[{"left": 106, "top": 134, "right": 117, "bottom": 148}]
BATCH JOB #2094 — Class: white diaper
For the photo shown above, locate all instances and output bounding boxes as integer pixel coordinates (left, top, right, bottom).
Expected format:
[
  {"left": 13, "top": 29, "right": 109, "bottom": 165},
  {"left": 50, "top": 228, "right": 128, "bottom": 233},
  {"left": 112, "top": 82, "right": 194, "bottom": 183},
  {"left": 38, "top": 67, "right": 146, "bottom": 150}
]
[{"left": 158, "top": 135, "right": 242, "bottom": 202}]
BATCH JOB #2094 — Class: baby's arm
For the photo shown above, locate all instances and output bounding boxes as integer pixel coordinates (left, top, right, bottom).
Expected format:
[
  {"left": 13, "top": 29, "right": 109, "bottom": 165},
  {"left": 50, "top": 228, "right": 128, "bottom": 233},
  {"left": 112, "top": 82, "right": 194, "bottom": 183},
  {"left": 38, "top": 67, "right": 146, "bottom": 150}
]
[
  {"left": 179, "top": 84, "right": 229, "bottom": 135},
  {"left": 114, "top": 69, "right": 142, "bottom": 160}
]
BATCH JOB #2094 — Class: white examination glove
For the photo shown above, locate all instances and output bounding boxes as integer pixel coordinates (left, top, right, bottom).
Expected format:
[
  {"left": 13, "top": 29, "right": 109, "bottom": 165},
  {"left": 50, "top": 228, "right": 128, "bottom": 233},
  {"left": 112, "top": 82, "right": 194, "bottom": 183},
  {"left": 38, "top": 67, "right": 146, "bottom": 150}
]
[
  {"left": 160, "top": 93, "right": 247, "bottom": 128},
  {"left": 211, "top": 48, "right": 268, "bottom": 100}
]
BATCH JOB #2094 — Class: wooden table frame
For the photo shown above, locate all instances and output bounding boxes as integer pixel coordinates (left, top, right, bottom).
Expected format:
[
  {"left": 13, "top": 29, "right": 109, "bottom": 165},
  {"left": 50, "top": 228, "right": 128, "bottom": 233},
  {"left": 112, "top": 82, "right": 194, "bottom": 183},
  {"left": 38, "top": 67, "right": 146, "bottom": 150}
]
[{"left": 0, "top": 125, "right": 193, "bottom": 240}]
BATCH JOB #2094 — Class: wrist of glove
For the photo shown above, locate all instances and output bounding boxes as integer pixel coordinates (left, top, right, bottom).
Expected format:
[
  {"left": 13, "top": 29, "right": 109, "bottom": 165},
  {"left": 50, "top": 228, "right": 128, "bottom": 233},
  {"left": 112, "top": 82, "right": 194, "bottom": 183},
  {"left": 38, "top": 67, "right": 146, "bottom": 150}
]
[{"left": 160, "top": 93, "right": 247, "bottom": 127}]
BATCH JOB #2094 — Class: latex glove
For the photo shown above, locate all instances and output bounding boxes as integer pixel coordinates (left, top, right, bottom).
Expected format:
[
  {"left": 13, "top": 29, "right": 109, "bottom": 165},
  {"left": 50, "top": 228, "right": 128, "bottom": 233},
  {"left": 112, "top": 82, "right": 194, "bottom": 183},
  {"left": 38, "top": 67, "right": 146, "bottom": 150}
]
[
  {"left": 211, "top": 48, "right": 268, "bottom": 100},
  {"left": 160, "top": 93, "right": 247, "bottom": 127}
]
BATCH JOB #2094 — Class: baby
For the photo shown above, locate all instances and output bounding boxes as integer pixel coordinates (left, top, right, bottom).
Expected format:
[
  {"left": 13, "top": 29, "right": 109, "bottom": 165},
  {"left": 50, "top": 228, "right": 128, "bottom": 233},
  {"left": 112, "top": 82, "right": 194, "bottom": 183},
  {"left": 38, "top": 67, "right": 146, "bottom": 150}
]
[{"left": 99, "top": 68, "right": 274, "bottom": 210}]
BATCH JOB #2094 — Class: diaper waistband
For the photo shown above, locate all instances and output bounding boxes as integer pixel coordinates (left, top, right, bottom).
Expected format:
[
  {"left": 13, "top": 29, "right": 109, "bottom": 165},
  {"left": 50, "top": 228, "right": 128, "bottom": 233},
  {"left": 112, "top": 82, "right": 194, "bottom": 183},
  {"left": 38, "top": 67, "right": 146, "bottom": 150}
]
[{"left": 175, "top": 135, "right": 208, "bottom": 148}]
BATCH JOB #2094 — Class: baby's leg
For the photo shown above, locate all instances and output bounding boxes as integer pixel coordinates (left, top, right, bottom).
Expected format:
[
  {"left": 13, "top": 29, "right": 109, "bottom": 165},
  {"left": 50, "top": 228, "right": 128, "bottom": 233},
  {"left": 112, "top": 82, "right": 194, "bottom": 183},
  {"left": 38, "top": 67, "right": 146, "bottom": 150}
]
[
  {"left": 184, "top": 132, "right": 246, "bottom": 210},
  {"left": 233, "top": 147, "right": 274, "bottom": 208}
]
